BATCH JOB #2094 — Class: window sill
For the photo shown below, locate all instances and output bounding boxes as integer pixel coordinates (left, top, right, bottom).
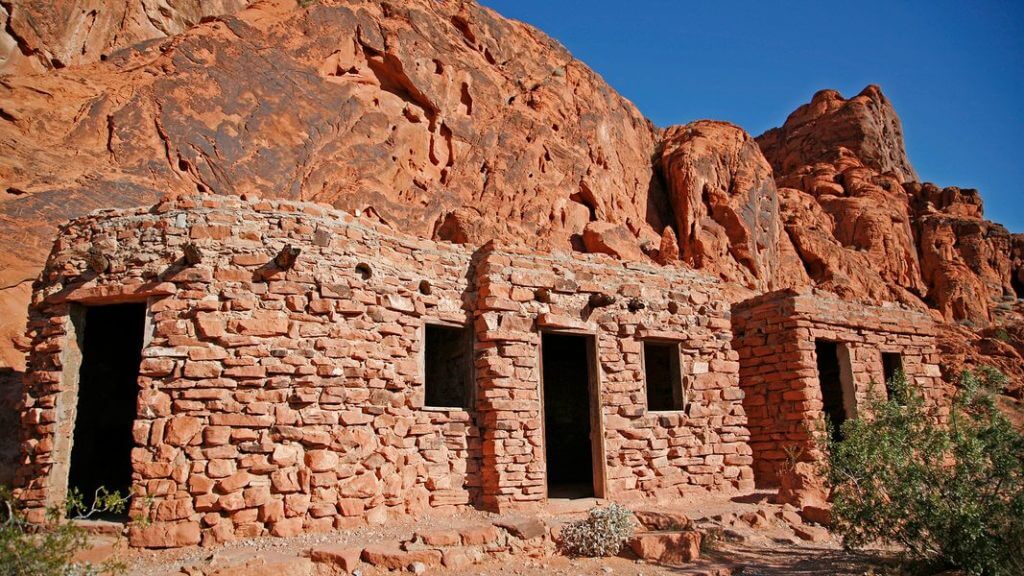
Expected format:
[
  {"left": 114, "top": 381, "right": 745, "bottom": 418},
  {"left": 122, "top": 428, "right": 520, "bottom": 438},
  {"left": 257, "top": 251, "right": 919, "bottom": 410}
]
[{"left": 422, "top": 406, "right": 471, "bottom": 413}]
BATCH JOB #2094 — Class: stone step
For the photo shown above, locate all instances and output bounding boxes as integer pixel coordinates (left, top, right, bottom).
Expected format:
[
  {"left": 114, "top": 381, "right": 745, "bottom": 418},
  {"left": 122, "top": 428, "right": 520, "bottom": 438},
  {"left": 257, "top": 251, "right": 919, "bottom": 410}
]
[{"left": 304, "top": 518, "right": 552, "bottom": 574}]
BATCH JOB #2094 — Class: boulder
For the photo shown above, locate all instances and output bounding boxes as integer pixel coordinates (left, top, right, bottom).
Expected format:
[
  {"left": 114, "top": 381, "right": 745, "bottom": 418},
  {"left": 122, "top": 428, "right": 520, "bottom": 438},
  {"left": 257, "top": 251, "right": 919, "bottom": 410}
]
[
  {"left": 792, "top": 524, "right": 830, "bottom": 543},
  {"left": 309, "top": 544, "right": 363, "bottom": 574},
  {"left": 631, "top": 509, "right": 692, "bottom": 531},
  {"left": 582, "top": 222, "right": 645, "bottom": 260},
  {"left": 776, "top": 461, "right": 829, "bottom": 510},
  {"left": 361, "top": 544, "right": 442, "bottom": 571},
  {"left": 492, "top": 516, "right": 547, "bottom": 540},
  {"left": 628, "top": 531, "right": 701, "bottom": 565}
]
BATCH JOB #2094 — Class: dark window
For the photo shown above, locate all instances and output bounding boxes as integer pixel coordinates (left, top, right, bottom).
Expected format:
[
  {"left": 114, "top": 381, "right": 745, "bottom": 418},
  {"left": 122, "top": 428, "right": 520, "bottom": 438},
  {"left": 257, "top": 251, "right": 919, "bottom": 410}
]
[
  {"left": 424, "top": 324, "right": 472, "bottom": 408},
  {"left": 881, "top": 352, "right": 904, "bottom": 400},
  {"left": 68, "top": 303, "right": 146, "bottom": 518},
  {"left": 815, "top": 340, "right": 848, "bottom": 442},
  {"left": 644, "top": 341, "right": 683, "bottom": 411}
]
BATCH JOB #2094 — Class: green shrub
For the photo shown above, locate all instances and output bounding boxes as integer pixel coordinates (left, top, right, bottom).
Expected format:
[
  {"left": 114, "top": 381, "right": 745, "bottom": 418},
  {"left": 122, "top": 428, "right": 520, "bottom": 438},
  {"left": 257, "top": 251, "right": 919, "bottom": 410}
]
[
  {"left": 0, "top": 486, "right": 129, "bottom": 576},
  {"left": 559, "top": 503, "right": 635, "bottom": 557},
  {"left": 826, "top": 368, "right": 1024, "bottom": 576}
]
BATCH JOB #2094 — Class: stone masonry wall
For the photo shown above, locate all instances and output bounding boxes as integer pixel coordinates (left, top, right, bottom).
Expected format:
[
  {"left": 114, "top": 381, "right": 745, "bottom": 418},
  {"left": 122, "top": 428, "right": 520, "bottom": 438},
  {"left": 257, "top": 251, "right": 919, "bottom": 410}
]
[
  {"left": 474, "top": 245, "right": 754, "bottom": 510},
  {"left": 16, "top": 195, "right": 753, "bottom": 548},
  {"left": 731, "top": 288, "right": 947, "bottom": 485}
]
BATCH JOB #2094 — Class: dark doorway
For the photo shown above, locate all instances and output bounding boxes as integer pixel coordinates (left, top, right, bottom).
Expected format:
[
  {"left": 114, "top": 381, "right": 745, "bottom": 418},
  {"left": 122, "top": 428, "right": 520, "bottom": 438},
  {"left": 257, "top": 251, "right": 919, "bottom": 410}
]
[
  {"left": 541, "top": 333, "right": 596, "bottom": 498},
  {"left": 68, "top": 304, "right": 146, "bottom": 517},
  {"left": 1012, "top": 272, "right": 1024, "bottom": 299},
  {"left": 881, "top": 352, "right": 904, "bottom": 401},
  {"left": 815, "top": 340, "right": 848, "bottom": 442}
]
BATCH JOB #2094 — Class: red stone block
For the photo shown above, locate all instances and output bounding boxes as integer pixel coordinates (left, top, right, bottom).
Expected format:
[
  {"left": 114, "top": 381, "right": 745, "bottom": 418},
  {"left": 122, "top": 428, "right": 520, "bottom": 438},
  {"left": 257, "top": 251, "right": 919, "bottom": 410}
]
[
  {"left": 628, "top": 531, "right": 701, "bottom": 564},
  {"left": 129, "top": 521, "right": 201, "bottom": 548},
  {"left": 361, "top": 544, "right": 442, "bottom": 570},
  {"left": 310, "top": 544, "right": 363, "bottom": 573},
  {"left": 459, "top": 524, "right": 501, "bottom": 546}
]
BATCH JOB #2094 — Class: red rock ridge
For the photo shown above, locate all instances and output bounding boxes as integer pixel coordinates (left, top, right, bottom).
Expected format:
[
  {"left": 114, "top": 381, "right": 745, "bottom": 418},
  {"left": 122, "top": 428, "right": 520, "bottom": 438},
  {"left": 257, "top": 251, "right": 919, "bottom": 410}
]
[
  {"left": 757, "top": 88, "right": 1024, "bottom": 396},
  {"left": 0, "top": 0, "right": 1020, "bottom": 400},
  {"left": 0, "top": 0, "right": 251, "bottom": 74},
  {"left": 0, "top": 0, "right": 667, "bottom": 366},
  {"left": 757, "top": 85, "right": 918, "bottom": 183}
]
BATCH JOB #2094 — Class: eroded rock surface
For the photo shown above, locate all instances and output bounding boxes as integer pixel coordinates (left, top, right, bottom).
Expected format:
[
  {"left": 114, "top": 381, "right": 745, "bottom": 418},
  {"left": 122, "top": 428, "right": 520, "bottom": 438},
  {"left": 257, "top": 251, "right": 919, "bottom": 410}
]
[
  {"left": 0, "top": 0, "right": 1021, "bottom": 401},
  {"left": 657, "top": 121, "right": 806, "bottom": 291},
  {"left": 0, "top": 0, "right": 251, "bottom": 74},
  {"left": 758, "top": 88, "right": 1024, "bottom": 397},
  {"left": 0, "top": 0, "right": 667, "bottom": 366},
  {"left": 757, "top": 85, "right": 917, "bottom": 183}
]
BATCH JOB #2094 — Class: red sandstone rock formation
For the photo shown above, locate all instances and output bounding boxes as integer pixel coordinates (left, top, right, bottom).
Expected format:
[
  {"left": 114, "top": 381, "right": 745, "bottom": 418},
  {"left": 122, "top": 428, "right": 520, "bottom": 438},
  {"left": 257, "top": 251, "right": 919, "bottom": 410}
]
[
  {"left": 0, "top": 0, "right": 250, "bottom": 74},
  {"left": 0, "top": 0, "right": 669, "bottom": 366},
  {"left": 758, "top": 88, "right": 1024, "bottom": 398},
  {"left": 0, "top": 0, "right": 1021, "bottom": 399},
  {"left": 757, "top": 86, "right": 917, "bottom": 183},
  {"left": 657, "top": 121, "right": 807, "bottom": 292}
]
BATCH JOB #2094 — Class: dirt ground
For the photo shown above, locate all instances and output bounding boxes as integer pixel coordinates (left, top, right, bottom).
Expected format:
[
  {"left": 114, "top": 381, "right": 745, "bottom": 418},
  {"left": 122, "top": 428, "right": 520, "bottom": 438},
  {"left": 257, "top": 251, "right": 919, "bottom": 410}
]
[
  {"left": 437, "top": 544, "right": 896, "bottom": 576},
  {"left": 86, "top": 490, "right": 902, "bottom": 576}
]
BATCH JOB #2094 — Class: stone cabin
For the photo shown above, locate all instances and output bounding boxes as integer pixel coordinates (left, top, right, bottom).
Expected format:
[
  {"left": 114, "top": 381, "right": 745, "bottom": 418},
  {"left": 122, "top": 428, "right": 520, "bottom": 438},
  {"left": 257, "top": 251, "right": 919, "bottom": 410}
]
[
  {"left": 15, "top": 195, "right": 754, "bottom": 548},
  {"left": 730, "top": 289, "right": 947, "bottom": 485}
]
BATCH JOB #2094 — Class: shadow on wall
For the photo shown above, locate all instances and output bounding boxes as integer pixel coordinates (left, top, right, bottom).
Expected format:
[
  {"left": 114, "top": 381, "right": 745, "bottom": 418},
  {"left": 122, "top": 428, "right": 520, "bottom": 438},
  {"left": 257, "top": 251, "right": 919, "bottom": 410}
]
[{"left": 0, "top": 368, "right": 22, "bottom": 486}]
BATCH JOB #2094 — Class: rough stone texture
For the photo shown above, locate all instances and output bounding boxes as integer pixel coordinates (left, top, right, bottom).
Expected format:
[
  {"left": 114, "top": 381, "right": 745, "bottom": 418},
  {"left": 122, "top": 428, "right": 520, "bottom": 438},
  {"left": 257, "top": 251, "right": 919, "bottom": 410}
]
[
  {"left": 0, "top": 0, "right": 251, "bottom": 74},
  {"left": 658, "top": 121, "right": 807, "bottom": 292},
  {"left": 731, "top": 289, "right": 948, "bottom": 485},
  {"left": 0, "top": 0, "right": 1021, "bottom": 410},
  {"left": 757, "top": 85, "right": 917, "bottom": 183},
  {"left": 628, "top": 531, "right": 701, "bottom": 565},
  {"left": 16, "top": 195, "right": 752, "bottom": 546},
  {"left": 1, "top": 2, "right": 1022, "bottom": 542},
  {"left": 758, "top": 88, "right": 1024, "bottom": 398},
  {"left": 631, "top": 509, "right": 692, "bottom": 531},
  {"left": 0, "top": 0, "right": 668, "bottom": 368},
  {"left": 775, "top": 461, "right": 828, "bottom": 510}
]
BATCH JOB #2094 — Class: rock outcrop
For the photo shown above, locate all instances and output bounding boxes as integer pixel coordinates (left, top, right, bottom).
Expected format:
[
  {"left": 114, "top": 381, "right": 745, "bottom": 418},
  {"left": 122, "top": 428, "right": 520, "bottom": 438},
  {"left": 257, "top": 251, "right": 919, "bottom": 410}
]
[
  {"left": 757, "top": 86, "right": 917, "bottom": 183},
  {"left": 657, "top": 121, "right": 806, "bottom": 292},
  {"left": 0, "top": 0, "right": 667, "bottom": 366},
  {"left": 758, "top": 88, "right": 1024, "bottom": 397},
  {"left": 0, "top": 0, "right": 1020, "bottom": 400},
  {"left": 0, "top": 0, "right": 251, "bottom": 74}
]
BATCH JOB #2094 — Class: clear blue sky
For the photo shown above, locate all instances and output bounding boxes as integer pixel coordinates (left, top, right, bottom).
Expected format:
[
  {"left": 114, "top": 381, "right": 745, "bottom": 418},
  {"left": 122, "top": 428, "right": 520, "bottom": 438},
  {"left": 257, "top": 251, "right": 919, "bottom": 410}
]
[{"left": 480, "top": 1, "right": 1024, "bottom": 232}]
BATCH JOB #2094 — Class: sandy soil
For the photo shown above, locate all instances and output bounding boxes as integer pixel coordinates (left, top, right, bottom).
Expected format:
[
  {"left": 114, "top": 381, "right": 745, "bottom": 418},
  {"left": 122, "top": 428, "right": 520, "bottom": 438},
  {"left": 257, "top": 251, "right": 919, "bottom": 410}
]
[{"left": 78, "top": 490, "right": 902, "bottom": 576}]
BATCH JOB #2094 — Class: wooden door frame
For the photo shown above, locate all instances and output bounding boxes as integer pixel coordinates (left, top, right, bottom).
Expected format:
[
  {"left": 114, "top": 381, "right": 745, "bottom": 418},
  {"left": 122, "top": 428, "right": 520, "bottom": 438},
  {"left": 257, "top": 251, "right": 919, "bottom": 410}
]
[{"left": 537, "top": 329, "right": 607, "bottom": 499}]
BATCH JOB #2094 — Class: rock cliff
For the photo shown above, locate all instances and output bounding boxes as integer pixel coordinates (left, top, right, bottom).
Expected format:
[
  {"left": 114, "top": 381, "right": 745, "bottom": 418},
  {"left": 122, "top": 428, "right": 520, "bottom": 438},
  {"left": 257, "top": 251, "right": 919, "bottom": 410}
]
[
  {"left": 757, "top": 87, "right": 1024, "bottom": 394},
  {"left": 0, "top": 0, "right": 251, "bottom": 74},
  {"left": 0, "top": 0, "right": 1020, "bottom": 395}
]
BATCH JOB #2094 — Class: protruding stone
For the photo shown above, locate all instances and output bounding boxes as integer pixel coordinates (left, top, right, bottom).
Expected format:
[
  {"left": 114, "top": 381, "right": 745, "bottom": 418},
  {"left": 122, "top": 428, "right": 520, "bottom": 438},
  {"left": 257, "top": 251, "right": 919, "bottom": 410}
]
[{"left": 628, "top": 531, "right": 701, "bottom": 565}]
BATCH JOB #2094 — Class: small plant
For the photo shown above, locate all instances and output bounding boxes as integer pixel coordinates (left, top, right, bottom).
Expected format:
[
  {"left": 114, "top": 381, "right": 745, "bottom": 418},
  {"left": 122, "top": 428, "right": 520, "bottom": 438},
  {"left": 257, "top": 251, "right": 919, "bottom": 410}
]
[
  {"left": 992, "top": 328, "right": 1010, "bottom": 342},
  {"left": 559, "top": 503, "right": 635, "bottom": 557},
  {"left": 826, "top": 368, "right": 1024, "bottom": 576},
  {"left": 0, "top": 486, "right": 129, "bottom": 576},
  {"left": 700, "top": 526, "right": 724, "bottom": 553},
  {"left": 65, "top": 486, "right": 131, "bottom": 521}
]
